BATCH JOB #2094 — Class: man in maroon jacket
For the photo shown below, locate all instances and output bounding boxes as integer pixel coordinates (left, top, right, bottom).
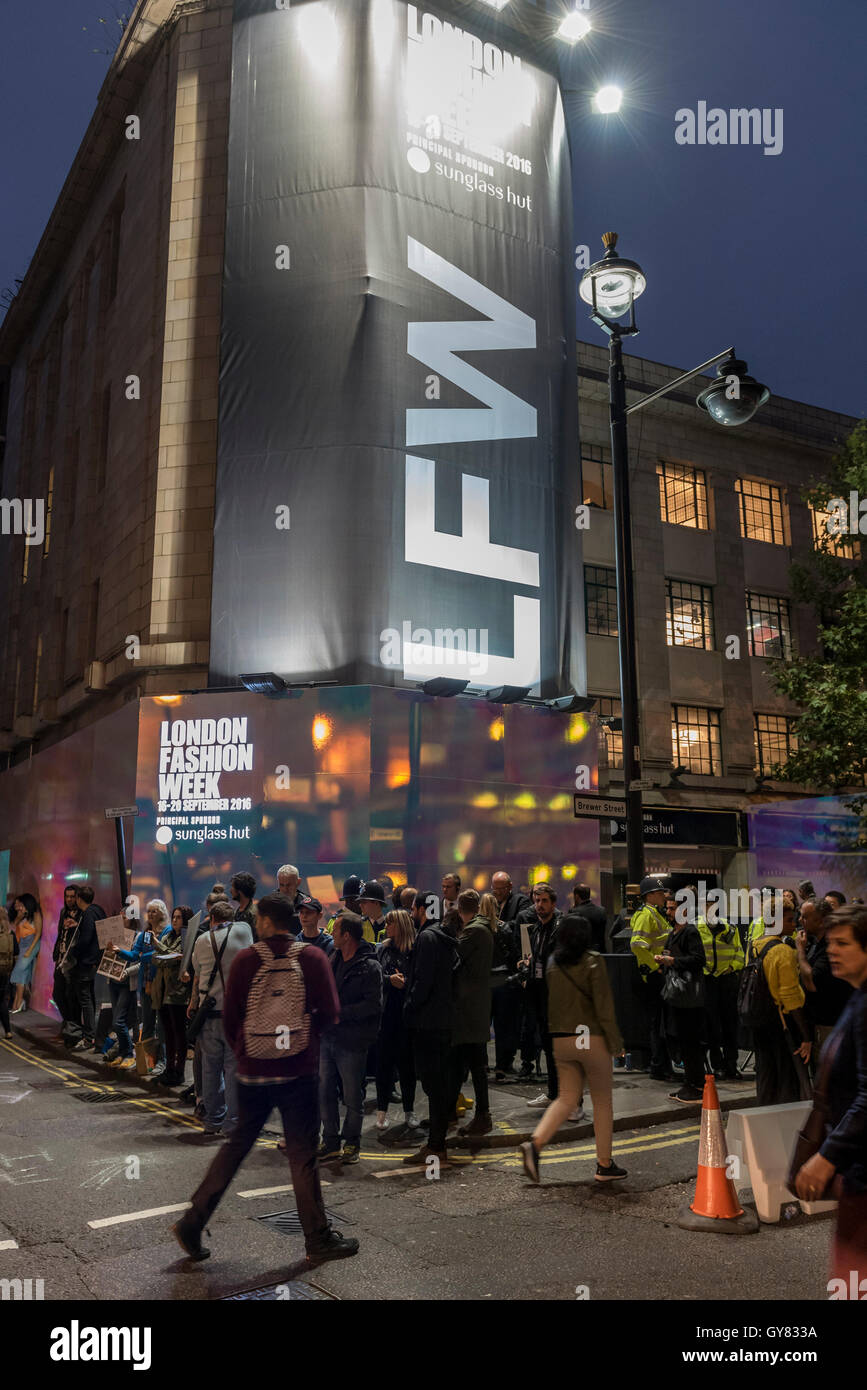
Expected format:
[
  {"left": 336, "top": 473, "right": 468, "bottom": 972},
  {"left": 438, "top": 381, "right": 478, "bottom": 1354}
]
[{"left": 173, "top": 893, "right": 359, "bottom": 1267}]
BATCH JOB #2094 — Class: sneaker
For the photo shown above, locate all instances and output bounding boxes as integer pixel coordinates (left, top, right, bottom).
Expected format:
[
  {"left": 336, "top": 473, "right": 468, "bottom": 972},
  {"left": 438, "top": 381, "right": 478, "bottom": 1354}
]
[
  {"left": 172, "top": 1212, "right": 210, "bottom": 1261},
  {"left": 306, "top": 1230, "right": 359, "bottom": 1266},
  {"left": 119, "top": 1057, "right": 136, "bottom": 1069},
  {"left": 401, "top": 1145, "right": 449, "bottom": 1167},
  {"left": 340, "top": 1144, "right": 360, "bottom": 1165},
  {"left": 458, "top": 1112, "right": 493, "bottom": 1138},
  {"left": 595, "top": 1161, "right": 628, "bottom": 1182},
  {"left": 317, "top": 1142, "right": 343, "bottom": 1162},
  {"left": 404, "top": 1112, "right": 421, "bottom": 1129},
  {"left": 526, "top": 1093, "right": 550, "bottom": 1108},
  {"left": 520, "top": 1140, "right": 540, "bottom": 1183},
  {"left": 567, "top": 1106, "right": 588, "bottom": 1123},
  {"left": 455, "top": 1091, "right": 474, "bottom": 1117},
  {"left": 104, "top": 1045, "right": 120, "bottom": 1064},
  {"left": 669, "top": 1087, "right": 703, "bottom": 1104},
  {"left": 72, "top": 1038, "right": 93, "bottom": 1052},
  {"left": 375, "top": 1111, "right": 390, "bottom": 1131}
]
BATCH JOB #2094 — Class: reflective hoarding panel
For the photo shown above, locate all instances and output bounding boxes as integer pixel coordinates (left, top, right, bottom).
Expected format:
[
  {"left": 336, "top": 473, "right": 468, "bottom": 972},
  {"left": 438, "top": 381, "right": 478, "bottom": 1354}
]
[
  {"left": 211, "top": 0, "right": 583, "bottom": 697},
  {"left": 132, "top": 688, "right": 599, "bottom": 913}
]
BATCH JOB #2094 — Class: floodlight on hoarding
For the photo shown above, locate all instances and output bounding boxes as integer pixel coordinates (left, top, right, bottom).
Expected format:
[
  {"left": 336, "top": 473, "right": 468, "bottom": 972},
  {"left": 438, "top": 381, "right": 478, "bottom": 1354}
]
[
  {"left": 557, "top": 9, "right": 591, "bottom": 43},
  {"left": 594, "top": 85, "right": 623, "bottom": 114}
]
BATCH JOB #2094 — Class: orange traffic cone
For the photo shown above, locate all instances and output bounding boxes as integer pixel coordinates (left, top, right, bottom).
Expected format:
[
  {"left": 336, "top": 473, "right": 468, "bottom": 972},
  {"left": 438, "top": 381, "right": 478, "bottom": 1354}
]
[{"left": 677, "top": 1074, "right": 758, "bottom": 1234}]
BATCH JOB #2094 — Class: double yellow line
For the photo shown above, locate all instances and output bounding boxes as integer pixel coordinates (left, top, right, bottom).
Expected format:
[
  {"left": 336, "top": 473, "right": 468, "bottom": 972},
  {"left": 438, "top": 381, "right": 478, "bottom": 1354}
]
[{"left": 4, "top": 1036, "right": 704, "bottom": 1170}]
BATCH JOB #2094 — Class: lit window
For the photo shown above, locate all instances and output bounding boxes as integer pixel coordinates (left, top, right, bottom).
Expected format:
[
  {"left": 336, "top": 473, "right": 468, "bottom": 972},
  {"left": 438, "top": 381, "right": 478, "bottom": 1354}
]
[
  {"left": 584, "top": 566, "right": 618, "bottom": 637},
  {"left": 665, "top": 580, "right": 714, "bottom": 650},
  {"left": 593, "top": 695, "right": 623, "bottom": 770},
  {"left": 657, "top": 461, "right": 709, "bottom": 529},
  {"left": 746, "top": 591, "right": 792, "bottom": 659},
  {"left": 810, "top": 504, "right": 859, "bottom": 560},
  {"left": 671, "top": 705, "right": 722, "bottom": 776},
  {"left": 754, "top": 714, "right": 798, "bottom": 776},
  {"left": 581, "top": 445, "right": 613, "bottom": 510},
  {"left": 735, "top": 477, "right": 787, "bottom": 544}
]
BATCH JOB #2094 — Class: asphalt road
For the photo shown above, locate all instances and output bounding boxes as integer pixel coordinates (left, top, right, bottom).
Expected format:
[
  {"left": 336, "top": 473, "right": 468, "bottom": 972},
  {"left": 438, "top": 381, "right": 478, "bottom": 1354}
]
[{"left": 0, "top": 1034, "right": 835, "bottom": 1302}]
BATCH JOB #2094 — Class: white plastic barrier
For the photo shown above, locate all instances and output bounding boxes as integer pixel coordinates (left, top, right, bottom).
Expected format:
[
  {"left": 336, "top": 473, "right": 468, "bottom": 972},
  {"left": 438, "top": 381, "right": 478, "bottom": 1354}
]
[{"left": 725, "top": 1103, "right": 838, "bottom": 1224}]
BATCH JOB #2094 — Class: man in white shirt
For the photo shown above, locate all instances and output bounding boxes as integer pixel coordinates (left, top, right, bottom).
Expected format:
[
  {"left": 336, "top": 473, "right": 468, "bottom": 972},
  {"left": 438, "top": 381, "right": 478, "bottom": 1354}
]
[{"left": 190, "top": 901, "right": 253, "bottom": 1137}]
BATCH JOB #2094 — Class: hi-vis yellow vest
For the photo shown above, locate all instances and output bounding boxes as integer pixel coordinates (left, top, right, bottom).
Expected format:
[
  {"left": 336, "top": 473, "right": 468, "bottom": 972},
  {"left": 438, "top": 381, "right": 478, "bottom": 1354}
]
[
  {"left": 696, "top": 918, "right": 744, "bottom": 976},
  {"left": 630, "top": 904, "right": 670, "bottom": 973}
]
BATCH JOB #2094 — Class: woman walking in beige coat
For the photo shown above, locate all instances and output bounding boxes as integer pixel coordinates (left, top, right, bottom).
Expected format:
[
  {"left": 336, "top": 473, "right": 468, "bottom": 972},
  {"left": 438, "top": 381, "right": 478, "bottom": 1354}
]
[{"left": 520, "top": 913, "right": 627, "bottom": 1183}]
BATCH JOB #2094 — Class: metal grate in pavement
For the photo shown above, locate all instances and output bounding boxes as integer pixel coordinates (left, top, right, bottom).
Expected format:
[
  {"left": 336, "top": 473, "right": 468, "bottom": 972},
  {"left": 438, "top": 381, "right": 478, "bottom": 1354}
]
[
  {"left": 254, "top": 1206, "right": 354, "bottom": 1235},
  {"left": 222, "top": 1280, "right": 336, "bottom": 1301},
  {"left": 73, "top": 1089, "right": 127, "bottom": 1103}
]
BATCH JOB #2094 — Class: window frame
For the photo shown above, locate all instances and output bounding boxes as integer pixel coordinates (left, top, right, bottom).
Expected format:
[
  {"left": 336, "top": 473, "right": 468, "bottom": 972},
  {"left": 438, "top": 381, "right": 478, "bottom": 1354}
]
[
  {"left": 656, "top": 459, "right": 709, "bottom": 530},
  {"left": 584, "top": 565, "right": 619, "bottom": 638},
  {"left": 665, "top": 578, "right": 715, "bottom": 651},
  {"left": 671, "top": 704, "right": 723, "bottom": 777}
]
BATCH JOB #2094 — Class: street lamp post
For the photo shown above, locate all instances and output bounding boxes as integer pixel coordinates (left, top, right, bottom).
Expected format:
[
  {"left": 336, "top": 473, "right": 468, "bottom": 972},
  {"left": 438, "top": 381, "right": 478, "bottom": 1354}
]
[{"left": 579, "top": 233, "right": 769, "bottom": 890}]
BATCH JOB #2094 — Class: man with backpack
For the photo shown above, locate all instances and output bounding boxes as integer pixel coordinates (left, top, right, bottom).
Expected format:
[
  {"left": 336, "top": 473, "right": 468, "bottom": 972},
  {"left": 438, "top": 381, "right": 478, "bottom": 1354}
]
[
  {"left": 173, "top": 892, "right": 358, "bottom": 1267},
  {"left": 739, "top": 896, "right": 811, "bottom": 1105}
]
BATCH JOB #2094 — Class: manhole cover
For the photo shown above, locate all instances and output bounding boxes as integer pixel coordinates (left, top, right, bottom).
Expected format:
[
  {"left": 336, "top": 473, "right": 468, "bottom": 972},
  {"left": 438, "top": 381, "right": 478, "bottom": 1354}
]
[
  {"left": 255, "top": 1206, "right": 354, "bottom": 1234},
  {"left": 222, "top": 1280, "right": 336, "bottom": 1301}
]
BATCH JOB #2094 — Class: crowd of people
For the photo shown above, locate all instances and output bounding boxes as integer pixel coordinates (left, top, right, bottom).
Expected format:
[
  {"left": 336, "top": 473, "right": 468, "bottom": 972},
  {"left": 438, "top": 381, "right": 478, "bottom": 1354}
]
[{"left": 2, "top": 863, "right": 865, "bottom": 1277}]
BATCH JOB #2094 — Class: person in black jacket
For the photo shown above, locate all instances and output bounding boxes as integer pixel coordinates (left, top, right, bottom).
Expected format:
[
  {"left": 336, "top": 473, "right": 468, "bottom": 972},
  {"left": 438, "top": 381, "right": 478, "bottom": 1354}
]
[
  {"left": 401, "top": 920, "right": 459, "bottom": 1166},
  {"left": 518, "top": 885, "right": 563, "bottom": 1103},
  {"left": 51, "top": 885, "right": 82, "bottom": 1028},
  {"left": 374, "top": 910, "right": 418, "bottom": 1132},
  {"left": 571, "top": 884, "right": 608, "bottom": 954},
  {"left": 656, "top": 911, "right": 707, "bottom": 1103},
  {"left": 319, "top": 913, "right": 382, "bottom": 1165},
  {"left": 69, "top": 886, "right": 107, "bottom": 1049},
  {"left": 794, "top": 906, "right": 867, "bottom": 1287},
  {"left": 490, "top": 872, "right": 530, "bottom": 926}
]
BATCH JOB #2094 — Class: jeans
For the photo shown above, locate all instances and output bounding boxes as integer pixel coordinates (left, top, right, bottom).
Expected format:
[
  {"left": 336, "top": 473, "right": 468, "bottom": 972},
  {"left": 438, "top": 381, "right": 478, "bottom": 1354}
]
[
  {"left": 68, "top": 967, "right": 97, "bottom": 1041},
  {"left": 52, "top": 969, "right": 77, "bottom": 1025},
  {"left": 491, "top": 981, "right": 521, "bottom": 1071},
  {"left": 189, "top": 1075, "right": 330, "bottom": 1253},
  {"left": 447, "top": 1042, "right": 490, "bottom": 1116},
  {"left": 411, "top": 1028, "right": 451, "bottom": 1152},
  {"left": 199, "top": 1015, "right": 239, "bottom": 1134},
  {"left": 375, "top": 1022, "right": 416, "bottom": 1112},
  {"left": 160, "top": 1003, "right": 188, "bottom": 1081},
  {"left": 319, "top": 1034, "right": 368, "bottom": 1149},
  {"left": 140, "top": 987, "right": 166, "bottom": 1067},
  {"left": 108, "top": 979, "right": 135, "bottom": 1058}
]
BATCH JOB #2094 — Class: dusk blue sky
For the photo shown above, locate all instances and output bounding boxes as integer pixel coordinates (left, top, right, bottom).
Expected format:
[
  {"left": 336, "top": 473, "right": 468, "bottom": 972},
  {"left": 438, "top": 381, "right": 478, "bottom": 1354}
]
[{"left": 1, "top": 0, "right": 865, "bottom": 417}]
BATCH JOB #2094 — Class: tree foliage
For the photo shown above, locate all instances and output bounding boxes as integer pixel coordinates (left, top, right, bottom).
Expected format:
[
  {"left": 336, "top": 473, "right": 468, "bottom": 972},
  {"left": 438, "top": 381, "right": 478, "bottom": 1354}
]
[{"left": 765, "top": 421, "right": 867, "bottom": 790}]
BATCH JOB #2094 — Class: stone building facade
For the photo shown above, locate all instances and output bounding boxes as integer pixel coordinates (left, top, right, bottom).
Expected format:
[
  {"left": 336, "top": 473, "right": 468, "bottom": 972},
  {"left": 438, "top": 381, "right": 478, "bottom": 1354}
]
[
  {"left": 0, "top": 0, "right": 234, "bottom": 754},
  {"left": 577, "top": 340, "right": 859, "bottom": 892}
]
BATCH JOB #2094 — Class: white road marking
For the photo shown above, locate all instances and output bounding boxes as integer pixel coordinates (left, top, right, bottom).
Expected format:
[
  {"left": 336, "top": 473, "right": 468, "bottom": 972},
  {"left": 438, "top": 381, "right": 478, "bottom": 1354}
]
[
  {"left": 88, "top": 1203, "right": 190, "bottom": 1229},
  {"left": 236, "top": 1181, "right": 330, "bottom": 1199},
  {"left": 0, "top": 1239, "right": 19, "bottom": 1250}
]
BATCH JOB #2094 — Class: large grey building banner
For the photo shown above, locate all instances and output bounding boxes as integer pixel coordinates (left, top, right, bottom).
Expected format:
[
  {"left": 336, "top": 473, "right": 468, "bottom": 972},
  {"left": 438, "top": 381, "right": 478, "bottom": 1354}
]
[{"left": 211, "top": 0, "right": 583, "bottom": 696}]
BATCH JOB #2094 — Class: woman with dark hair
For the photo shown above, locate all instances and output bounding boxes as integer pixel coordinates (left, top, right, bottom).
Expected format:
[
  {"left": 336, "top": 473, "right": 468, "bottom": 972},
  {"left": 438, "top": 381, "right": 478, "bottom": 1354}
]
[
  {"left": 794, "top": 905, "right": 867, "bottom": 1288},
  {"left": 10, "top": 893, "right": 43, "bottom": 1013},
  {"left": 520, "top": 913, "right": 626, "bottom": 1183},
  {"left": 375, "top": 909, "right": 418, "bottom": 1131},
  {"left": 151, "top": 905, "right": 194, "bottom": 1085}
]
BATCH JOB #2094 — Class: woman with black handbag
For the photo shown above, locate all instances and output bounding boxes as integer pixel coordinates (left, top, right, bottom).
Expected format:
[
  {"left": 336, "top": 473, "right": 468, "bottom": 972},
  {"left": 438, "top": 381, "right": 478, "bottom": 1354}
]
[
  {"left": 657, "top": 905, "right": 707, "bottom": 1104},
  {"left": 793, "top": 905, "right": 867, "bottom": 1287}
]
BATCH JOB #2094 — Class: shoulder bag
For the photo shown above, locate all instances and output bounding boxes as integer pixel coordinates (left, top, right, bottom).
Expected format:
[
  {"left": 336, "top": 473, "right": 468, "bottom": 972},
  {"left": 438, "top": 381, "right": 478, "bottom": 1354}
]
[{"left": 186, "top": 927, "right": 230, "bottom": 1043}]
